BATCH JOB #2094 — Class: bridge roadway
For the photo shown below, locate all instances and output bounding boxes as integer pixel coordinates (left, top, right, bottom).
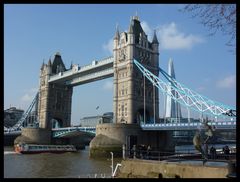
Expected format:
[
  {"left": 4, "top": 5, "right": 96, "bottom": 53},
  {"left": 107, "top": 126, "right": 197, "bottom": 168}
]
[
  {"left": 48, "top": 56, "right": 114, "bottom": 86},
  {"left": 4, "top": 121, "right": 235, "bottom": 137},
  {"left": 140, "top": 121, "right": 236, "bottom": 131},
  {"left": 51, "top": 121, "right": 236, "bottom": 138}
]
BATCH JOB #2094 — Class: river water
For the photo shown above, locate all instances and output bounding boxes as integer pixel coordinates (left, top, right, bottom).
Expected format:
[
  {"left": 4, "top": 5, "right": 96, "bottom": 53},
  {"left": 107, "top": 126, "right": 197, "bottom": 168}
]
[
  {"left": 4, "top": 146, "right": 121, "bottom": 178},
  {"left": 4, "top": 143, "right": 235, "bottom": 178}
]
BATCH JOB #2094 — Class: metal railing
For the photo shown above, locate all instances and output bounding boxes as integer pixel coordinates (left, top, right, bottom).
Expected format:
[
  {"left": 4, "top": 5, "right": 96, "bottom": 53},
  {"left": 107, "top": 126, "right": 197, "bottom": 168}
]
[
  {"left": 141, "top": 121, "right": 236, "bottom": 130},
  {"left": 52, "top": 126, "right": 96, "bottom": 138},
  {"left": 133, "top": 59, "right": 236, "bottom": 118},
  {"left": 123, "top": 145, "right": 236, "bottom": 162}
]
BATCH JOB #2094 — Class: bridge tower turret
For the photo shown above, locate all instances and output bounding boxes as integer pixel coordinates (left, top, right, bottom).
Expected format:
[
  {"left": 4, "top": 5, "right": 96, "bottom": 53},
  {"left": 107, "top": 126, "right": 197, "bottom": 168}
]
[
  {"left": 113, "top": 15, "right": 159, "bottom": 124},
  {"left": 38, "top": 53, "right": 73, "bottom": 129},
  {"left": 91, "top": 15, "right": 174, "bottom": 158}
]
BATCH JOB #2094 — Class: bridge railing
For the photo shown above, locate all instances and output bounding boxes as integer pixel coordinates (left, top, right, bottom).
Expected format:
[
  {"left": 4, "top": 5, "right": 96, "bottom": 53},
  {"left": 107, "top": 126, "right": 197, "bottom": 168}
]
[
  {"left": 124, "top": 146, "right": 236, "bottom": 161},
  {"left": 52, "top": 126, "right": 96, "bottom": 138},
  {"left": 140, "top": 121, "right": 236, "bottom": 130}
]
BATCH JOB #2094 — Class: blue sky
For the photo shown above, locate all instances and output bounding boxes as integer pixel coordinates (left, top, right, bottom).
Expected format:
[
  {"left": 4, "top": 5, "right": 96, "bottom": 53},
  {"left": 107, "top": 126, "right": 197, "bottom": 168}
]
[{"left": 4, "top": 4, "right": 236, "bottom": 125}]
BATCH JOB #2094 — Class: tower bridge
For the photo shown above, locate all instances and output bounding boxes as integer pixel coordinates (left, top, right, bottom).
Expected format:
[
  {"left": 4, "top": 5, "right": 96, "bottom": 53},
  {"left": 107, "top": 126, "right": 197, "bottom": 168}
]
[
  {"left": 5, "top": 15, "right": 236, "bottom": 157},
  {"left": 48, "top": 56, "right": 114, "bottom": 86}
]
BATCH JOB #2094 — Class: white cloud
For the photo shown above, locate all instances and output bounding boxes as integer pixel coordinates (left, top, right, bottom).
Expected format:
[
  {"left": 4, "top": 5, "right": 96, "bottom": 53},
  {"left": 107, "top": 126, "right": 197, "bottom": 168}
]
[
  {"left": 104, "top": 21, "right": 204, "bottom": 53},
  {"left": 21, "top": 94, "right": 33, "bottom": 102},
  {"left": 21, "top": 87, "right": 38, "bottom": 102},
  {"left": 102, "top": 38, "right": 113, "bottom": 55},
  {"left": 216, "top": 75, "right": 236, "bottom": 89},
  {"left": 103, "top": 81, "right": 113, "bottom": 91},
  {"left": 157, "top": 22, "right": 204, "bottom": 50},
  {"left": 142, "top": 21, "right": 204, "bottom": 50}
]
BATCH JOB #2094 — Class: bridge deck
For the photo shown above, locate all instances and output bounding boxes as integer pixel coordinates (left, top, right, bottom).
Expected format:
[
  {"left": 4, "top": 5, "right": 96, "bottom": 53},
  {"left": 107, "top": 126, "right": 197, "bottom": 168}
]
[
  {"left": 48, "top": 57, "right": 113, "bottom": 86},
  {"left": 141, "top": 121, "right": 236, "bottom": 130}
]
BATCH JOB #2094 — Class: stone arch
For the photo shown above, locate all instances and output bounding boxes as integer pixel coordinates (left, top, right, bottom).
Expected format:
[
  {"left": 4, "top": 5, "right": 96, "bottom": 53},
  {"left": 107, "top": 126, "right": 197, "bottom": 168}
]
[
  {"left": 135, "top": 108, "right": 150, "bottom": 124},
  {"left": 51, "top": 118, "right": 63, "bottom": 129}
]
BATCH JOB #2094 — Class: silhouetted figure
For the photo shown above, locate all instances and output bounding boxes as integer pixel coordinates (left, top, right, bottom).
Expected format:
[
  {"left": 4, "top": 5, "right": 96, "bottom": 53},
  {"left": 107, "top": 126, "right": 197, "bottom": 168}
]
[
  {"left": 210, "top": 146, "right": 217, "bottom": 159},
  {"left": 147, "top": 145, "right": 151, "bottom": 159},
  {"left": 224, "top": 145, "right": 230, "bottom": 160},
  {"left": 203, "top": 142, "right": 208, "bottom": 159}
]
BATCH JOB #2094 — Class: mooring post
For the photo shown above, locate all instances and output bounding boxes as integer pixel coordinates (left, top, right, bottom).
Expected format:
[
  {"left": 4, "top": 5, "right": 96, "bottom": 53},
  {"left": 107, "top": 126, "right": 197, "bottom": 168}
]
[
  {"left": 110, "top": 152, "right": 114, "bottom": 177},
  {"left": 122, "top": 144, "right": 126, "bottom": 160},
  {"left": 133, "top": 145, "right": 136, "bottom": 159}
]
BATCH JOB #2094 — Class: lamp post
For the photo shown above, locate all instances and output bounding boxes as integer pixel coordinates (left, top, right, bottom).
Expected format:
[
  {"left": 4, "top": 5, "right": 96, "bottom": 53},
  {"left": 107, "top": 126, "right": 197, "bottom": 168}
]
[{"left": 110, "top": 152, "right": 113, "bottom": 177}]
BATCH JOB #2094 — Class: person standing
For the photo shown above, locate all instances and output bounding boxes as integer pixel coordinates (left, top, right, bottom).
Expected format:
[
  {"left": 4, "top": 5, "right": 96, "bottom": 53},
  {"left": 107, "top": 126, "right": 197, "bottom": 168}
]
[
  {"left": 210, "top": 146, "right": 216, "bottom": 159},
  {"left": 203, "top": 142, "right": 208, "bottom": 159},
  {"left": 224, "top": 145, "right": 230, "bottom": 160},
  {"left": 147, "top": 145, "right": 151, "bottom": 159}
]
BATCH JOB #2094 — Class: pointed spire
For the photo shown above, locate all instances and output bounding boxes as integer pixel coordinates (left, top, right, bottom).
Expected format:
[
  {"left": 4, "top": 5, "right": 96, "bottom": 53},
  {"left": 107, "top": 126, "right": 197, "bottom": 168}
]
[
  {"left": 152, "top": 29, "right": 159, "bottom": 44},
  {"left": 165, "top": 58, "right": 181, "bottom": 119},
  {"left": 41, "top": 59, "right": 45, "bottom": 70},
  {"left": 168, "top": 58, "right": 175, "bottom": 79},
  {"left": 48, "top": 57, "right": 51, "bottom": 66},
  {"left": 128, "top": 19, "right": 134, "bottom": 33},
  {"left": 114, "top": 23, "right": 120, "bottom": 40}
]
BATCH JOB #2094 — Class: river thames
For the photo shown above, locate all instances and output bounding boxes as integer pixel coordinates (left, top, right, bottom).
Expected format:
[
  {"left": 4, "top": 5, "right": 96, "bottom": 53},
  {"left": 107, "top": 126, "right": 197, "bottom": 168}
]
[
  {"left": 4, "top": 143, "right": 235, "bottom": 178},
  {"left": 4, "top": 146, "right": 121, "bottom": 178}
]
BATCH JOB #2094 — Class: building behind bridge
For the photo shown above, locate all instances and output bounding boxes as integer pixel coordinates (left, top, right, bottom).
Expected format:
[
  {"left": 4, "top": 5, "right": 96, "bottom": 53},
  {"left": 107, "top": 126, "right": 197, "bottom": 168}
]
[
  {"left": 4, "top": 107, "right": 24, "bottom": 127},
  {"left": 79, "top": 112, "right": 113, "bottom": 127}
]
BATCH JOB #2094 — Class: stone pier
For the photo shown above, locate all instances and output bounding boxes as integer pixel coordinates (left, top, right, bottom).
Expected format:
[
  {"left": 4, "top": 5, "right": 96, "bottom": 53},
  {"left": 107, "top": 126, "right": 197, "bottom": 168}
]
[{"left": 89, "top": 123, "right": 174, "bottom": 158}]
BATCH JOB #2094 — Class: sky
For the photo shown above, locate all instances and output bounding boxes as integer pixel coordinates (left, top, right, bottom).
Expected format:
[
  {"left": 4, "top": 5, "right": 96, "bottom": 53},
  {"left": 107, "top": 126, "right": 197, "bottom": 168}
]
[{"left": 4, "top": 4, "right": 236, "bottom": 125}]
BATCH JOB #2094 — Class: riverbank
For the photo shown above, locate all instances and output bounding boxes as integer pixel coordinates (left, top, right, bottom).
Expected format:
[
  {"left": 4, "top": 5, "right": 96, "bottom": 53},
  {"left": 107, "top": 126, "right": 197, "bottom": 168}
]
[{"left": 116, "top": 158, "right": 234, "bottom": 178}]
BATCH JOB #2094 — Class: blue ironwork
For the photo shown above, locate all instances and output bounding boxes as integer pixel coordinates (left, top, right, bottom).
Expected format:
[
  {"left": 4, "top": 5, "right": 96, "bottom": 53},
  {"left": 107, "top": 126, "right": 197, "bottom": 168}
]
[
  {"left": 4, "top": 57, "right": 236, "bottom": 137},
  {"left": 133, "top": 59, "right": 236, "bottom": 119},
  {"left": 141, "top": 121, "right": 236, "bottom": 131},
  {"left": 4, "top": 92, "right": 39, "bottom": 133},
  {"left": 52, "top": 126, "right": 96, "bottom": 138}
]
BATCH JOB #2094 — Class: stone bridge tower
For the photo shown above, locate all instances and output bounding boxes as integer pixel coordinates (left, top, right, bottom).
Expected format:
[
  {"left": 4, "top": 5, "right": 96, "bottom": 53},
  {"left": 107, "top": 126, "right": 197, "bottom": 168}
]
[
  {"left": 38, "top": 53, "right": 73, "bottom": 129},
  {"left": 90, "top": 16, "right": 174, "bottom": 158},
  {"left": 113, "top": 15, "right": 159, "bottom": 124}
]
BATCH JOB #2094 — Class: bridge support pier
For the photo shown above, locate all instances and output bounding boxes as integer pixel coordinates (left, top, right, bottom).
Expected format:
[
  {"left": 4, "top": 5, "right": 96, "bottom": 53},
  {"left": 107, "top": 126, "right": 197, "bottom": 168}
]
[
  {"left": 14, "top": 128, "right": 51, "bottom": 146},
  {"left": 89, "top": 123, "right": 174, "bottom": 158}
]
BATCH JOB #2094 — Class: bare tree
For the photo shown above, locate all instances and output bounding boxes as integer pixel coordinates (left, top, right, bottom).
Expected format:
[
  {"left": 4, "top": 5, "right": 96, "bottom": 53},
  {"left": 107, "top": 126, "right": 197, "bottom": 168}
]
[{"left": 180, "top": 4, "right": 236, "bottom": 54}]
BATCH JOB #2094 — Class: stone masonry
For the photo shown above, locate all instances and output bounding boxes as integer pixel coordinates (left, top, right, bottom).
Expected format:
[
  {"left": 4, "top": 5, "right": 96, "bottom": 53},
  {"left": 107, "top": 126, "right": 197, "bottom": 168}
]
[
  {"left": 113, "top": 15, "right": 159, "bottom": 124},
  {"left": 38, "top": 53, "right": 73, "bottom": 129}
]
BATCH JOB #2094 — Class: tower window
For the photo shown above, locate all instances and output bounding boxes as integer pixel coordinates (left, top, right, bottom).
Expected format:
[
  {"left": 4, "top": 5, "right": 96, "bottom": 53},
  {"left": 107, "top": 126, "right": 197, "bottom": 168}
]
[{"left": 121, "top": 105, "right": 124, "bottom": 112}]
